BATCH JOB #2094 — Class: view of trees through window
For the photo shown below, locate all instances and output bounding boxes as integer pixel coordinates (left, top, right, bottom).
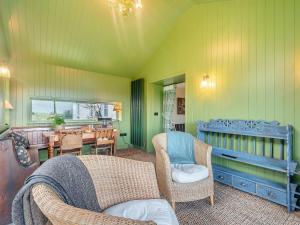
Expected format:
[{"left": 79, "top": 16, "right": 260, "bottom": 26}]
[{"left": 31, "top": 99, "right": 120, "bottom": 122}]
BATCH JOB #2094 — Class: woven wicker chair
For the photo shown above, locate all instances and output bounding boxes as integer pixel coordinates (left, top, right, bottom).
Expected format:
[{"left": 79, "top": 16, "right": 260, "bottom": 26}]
[
  {"left": 32, "top": 155, "right": 161, "bottom": 225},
  {"left": 58, "top": 130, "right": 83, "bottom": 156},
  {"left": 91, "top": 128, "right": 115, "bottom": 155},
  {"left": 152, "top": 133, "right": 214, "bottom": 209}
]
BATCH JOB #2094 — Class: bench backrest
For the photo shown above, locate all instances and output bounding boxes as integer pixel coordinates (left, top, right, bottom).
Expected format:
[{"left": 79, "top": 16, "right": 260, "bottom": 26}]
[{"left": 197, "top": 119, "right": 293, "bottom": 161}]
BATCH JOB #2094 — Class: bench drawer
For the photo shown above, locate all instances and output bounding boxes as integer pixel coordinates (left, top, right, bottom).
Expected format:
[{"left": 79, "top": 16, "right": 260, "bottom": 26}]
[
  {"left": 257, "top": 185, "right": 287, "bottom": 206},
  {"left": 232, "top": 176, "right": 256, "bottom": 194},
  {"left": 214, "top": 170, "right": 232, "bottom": 185}
]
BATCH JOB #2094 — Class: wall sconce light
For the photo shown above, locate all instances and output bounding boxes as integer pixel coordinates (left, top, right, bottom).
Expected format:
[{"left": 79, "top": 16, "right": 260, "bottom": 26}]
[
  {"left": 113, "top": 103, "right": 122, "bottom": 112},
  {"left": 113, "top": 103, "right": 122, "bottom": 121},
  {"left": 200, "top": 74, "right": 210, "bottom": 88},
  {"left": 4, "top": 100, "right": 14, "bottom": 110},
  {"left": 0, "top": 62, "right": 10, "bottom": 78}
]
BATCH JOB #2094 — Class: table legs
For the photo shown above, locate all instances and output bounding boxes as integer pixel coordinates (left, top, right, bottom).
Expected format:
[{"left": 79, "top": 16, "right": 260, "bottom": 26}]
[
  {"left": 48, "top": 144, "right": 54, "bottom": 159},
  {"left": 48, "top": 135, "right": 56, "bottom": 159}
]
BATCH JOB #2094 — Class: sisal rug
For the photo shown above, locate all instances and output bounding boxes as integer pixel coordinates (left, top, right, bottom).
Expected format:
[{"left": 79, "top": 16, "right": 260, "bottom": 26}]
[{"left": 117, "top": 148, "right": 300, "bottom": 225}]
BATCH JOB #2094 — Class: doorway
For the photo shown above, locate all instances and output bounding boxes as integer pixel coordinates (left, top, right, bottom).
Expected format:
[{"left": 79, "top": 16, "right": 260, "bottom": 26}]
[
  {"left": 163, "top": 82, "right": 185, "bottom": 132},
  {"left": 145, "top": 74, "right": 185, "bottom": 151}
]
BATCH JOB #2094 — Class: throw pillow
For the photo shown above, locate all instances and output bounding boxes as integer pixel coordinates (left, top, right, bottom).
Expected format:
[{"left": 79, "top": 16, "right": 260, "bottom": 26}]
[
  {"left": 9, "top": 132, "right": 30, "bottom": 149},
  {"left": 16, "top": 146, "right": 32, "bottom": 167}
]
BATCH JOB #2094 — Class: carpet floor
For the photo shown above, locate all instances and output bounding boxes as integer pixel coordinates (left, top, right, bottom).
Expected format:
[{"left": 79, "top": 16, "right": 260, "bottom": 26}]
[{"left": 117, "top": 149, "right": 300, "bottom": 225}]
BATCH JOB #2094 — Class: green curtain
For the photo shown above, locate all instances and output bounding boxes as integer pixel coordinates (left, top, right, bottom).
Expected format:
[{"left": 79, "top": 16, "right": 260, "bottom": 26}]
[{"left": 130, "top": 79, "right": 144, "bottom": 148}]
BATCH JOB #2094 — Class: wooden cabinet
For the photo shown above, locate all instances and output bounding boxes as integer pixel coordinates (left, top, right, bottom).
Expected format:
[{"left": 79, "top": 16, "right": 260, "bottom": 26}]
[{"left": 213, "top": 165, "right": 297, "bottom": 209}]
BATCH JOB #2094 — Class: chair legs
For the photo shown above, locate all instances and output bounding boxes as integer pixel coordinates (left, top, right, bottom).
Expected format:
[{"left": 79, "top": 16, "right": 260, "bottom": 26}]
[
  {"left": 171, "top": 201, "right": 176, "bottom": 210},
  {"left": 209, "top": 195, "right": 214, "bottom": 206},
  {"left": 171, "top": 196, "right": 213, "bottom": 211},
  {"left": 92, "top": 145, "right": 113, "bottom": 155}
]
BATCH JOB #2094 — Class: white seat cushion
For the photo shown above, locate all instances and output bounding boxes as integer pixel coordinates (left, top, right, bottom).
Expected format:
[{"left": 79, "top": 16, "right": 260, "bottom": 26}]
[
  {"left": 104, "top": 199, "right": 179, "bottom": 225},
  {"left": 171, "top": 164, "right": 209, "bottom": 183}
]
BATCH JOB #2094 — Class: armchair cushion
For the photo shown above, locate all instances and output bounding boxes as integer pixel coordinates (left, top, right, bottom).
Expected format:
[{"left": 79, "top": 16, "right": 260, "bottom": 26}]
[
  {"left": 171, "top": 164, "right": 209, "bottom": 183},
  {"left": 104, "top": 199, "right": 179, "bottom": 225},
  {"left": 9, "top": 131, "right": 30, "bottom": 149},
  {"left": 16, "top": 146, "right": 32, "bottom": 167}
]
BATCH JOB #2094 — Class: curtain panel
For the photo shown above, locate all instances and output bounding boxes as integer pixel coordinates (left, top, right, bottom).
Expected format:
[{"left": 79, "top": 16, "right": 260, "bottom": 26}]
[
  {"left": 130, "top": 79, "right": 144, "bottom": 148},
  {"left": 163, "top": 85, "right": 176, "bottom": 132}
]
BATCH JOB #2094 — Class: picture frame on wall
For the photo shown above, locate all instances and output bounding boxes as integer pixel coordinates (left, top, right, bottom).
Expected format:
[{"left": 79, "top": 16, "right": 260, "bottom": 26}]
[{"left": 177, "top": 97, "right": 185, "bottom": 115}]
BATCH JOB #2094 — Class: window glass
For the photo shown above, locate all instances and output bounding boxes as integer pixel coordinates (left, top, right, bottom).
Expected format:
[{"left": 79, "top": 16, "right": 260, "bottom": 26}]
[
  {"left": 31, "top": 99, "right": 54, "bottom": 121},
  {"left": 76, "top": 103, "right": 94, "bottom": 120},
  {"left": 80, "top": 103, "right": 117, "bottom": 120},
  {"left": 55, "top": 101, "right": 74, "bottom": 120},
  {"left": 30, "top": 99, "right": 121, "bottom": 122}
]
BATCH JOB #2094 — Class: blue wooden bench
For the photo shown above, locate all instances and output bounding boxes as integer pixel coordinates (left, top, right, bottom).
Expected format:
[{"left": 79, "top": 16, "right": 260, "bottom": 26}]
[{"left": 197, "top": 119, "right": 298, "bottom": 212}]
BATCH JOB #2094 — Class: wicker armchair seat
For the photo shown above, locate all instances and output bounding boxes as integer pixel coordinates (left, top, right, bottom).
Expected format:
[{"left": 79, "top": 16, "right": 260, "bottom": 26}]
[
  {"left": 31, "top": 155, "right": 178, "bottom": 225},
  {"left": 171, "top": 164, "right": 209, "bottom": 183},
  {"left": 152, "top": 133, "right": 215, "bottom": 209}
]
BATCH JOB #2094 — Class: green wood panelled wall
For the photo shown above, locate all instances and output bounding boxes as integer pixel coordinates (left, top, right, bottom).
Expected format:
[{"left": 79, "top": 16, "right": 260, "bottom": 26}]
[
  {"left": 139, "top": 0, "right": 300, "bottom": 183},
  {"left": 145, "top": 83, "right": 163, "bottom": 152},
  {"left": 9, "top": 61, "right": 131, "bottom": 149},
  {"left": 0, "top": 77, "right": 10, "bottom": 129},
  {"left": 131, "top": 79, "right": 145, "bottom": 148},
  {"left": 0, "top": 77, "right": 5, "bottom": 128}
]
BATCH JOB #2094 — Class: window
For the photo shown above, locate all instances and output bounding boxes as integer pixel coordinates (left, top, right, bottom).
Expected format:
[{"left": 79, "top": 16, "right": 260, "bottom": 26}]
[
  {"left": 55, "top": 101, "right": 74, "bottom": 120},
  {"left": 30, "top": 99, "right": 121, "bottom": 122},
  {"left": 31, "top": 99, "right": 55, "bottom": 121}
]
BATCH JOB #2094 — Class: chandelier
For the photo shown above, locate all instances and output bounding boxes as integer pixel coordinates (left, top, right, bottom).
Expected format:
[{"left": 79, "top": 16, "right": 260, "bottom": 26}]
[{"left": 109, "top": 0, "right": 143, "bottom": 16}]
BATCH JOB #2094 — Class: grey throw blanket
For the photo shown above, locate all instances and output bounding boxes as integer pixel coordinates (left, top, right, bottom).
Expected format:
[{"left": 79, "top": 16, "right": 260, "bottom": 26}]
[{"left": 12, "top": 155, "right": 101, "bottom": 225}]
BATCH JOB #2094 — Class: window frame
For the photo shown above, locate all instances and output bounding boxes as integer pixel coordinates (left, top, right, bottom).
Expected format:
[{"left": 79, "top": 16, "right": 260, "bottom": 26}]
[{"left": 29, "top": 97, "right": 121, "bottom": 124}]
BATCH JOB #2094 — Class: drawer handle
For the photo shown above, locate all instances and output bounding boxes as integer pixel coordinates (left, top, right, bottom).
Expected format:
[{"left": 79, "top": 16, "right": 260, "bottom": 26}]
[
  {"left": 217, "top": 175, "right": 224, "bottom": 180},
  {"left": 267, "top": 191, "right": 276, "bottom": 199},
  {"left": 240, "top": 182, "right": 246, "bottom": 187}
]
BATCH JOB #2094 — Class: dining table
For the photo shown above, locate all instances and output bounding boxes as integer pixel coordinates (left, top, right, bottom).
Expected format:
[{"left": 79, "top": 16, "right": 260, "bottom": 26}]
[{"left": 43, "top": 129, "right": 119, "bottom": 159}]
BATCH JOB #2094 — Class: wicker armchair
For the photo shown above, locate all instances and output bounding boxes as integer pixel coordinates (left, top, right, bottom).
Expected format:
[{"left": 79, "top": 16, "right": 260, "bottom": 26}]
[
  {"left": 152, "top": 133, "right": 214, "bottom": 209},
  {"left": 32, "top": 156, "right": 161, "bottom": 225}
]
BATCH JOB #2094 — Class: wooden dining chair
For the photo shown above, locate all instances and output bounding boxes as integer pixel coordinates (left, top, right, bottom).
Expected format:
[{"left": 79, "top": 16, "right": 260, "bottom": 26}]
[
  {"left": 91, "top": 128, "right": 115, "bottom": 155},
  {"left": 58, "top": 130, "right": 83, "bottom": 156}
]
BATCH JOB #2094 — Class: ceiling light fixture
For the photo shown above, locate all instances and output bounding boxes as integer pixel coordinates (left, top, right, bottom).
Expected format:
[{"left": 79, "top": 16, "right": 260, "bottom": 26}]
[{"left": 109, "top": 0, "right": 143, "bottom": 16}]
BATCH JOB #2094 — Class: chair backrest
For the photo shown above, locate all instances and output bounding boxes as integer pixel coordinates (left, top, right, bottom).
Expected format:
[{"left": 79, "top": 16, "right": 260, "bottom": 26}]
[
  {"left": 95, "top": 128, "right": 114, "bottom": 139},
  {"left": 10, "top": 127, "right": 52, "bottom": 149},
  {"left": 59, "top": 130, "right": 83, "bottom": 151},
  {"left": 77, "top": 155, "right": 160, "bottom": 209},
  {"left": 95, "top": 128, "right": 115, "bottom": 145}
]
